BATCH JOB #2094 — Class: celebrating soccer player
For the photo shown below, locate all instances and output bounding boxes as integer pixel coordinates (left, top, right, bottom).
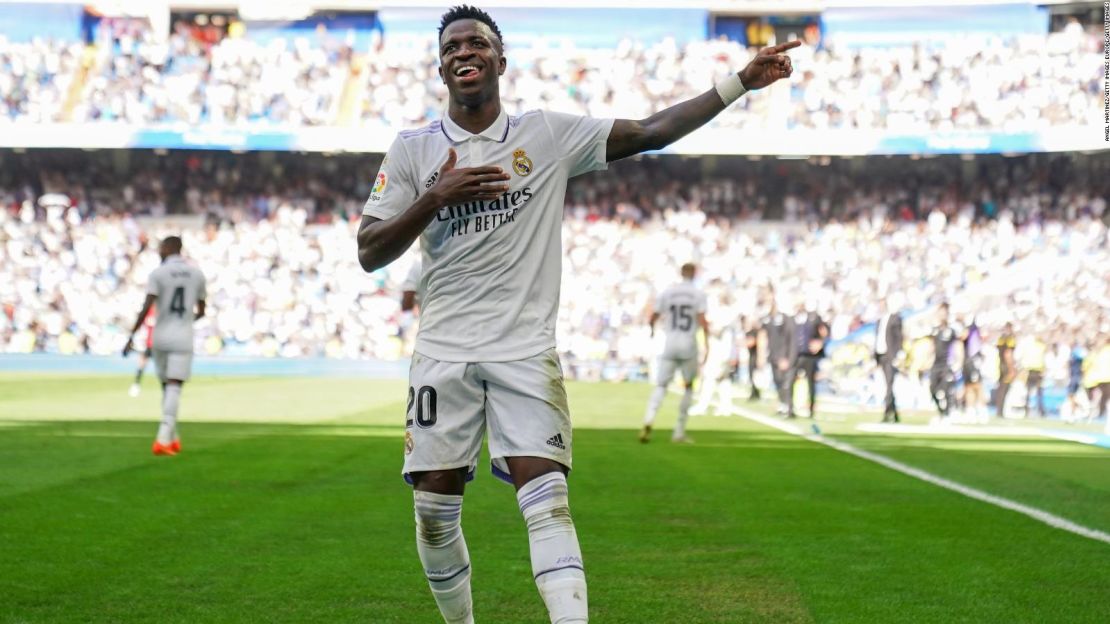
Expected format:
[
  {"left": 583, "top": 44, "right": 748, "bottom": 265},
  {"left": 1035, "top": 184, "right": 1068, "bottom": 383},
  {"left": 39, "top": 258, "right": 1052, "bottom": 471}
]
[{"left": 355, "top": 6, "right": 798, "bottom": 622}]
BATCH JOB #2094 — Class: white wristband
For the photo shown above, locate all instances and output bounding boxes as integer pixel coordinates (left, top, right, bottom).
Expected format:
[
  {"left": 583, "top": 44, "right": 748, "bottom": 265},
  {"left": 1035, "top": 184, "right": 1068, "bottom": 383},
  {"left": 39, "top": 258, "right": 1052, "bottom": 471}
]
[{"left": 715, "top": 74, "right": 747, "bottom": 106}]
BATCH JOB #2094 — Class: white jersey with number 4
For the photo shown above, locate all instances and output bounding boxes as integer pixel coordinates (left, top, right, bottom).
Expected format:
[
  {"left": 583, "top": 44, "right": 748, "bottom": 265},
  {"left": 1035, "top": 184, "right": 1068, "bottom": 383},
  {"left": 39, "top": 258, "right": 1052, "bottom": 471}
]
[
  {"left": 146, "top": 255, "right": 206, "bottom": 352},
  {"left": 655, "top": 281, "right": 707, "bottom": 360},
  {"left": 363, "top": 107, "right": 613, "bottom": 362}
]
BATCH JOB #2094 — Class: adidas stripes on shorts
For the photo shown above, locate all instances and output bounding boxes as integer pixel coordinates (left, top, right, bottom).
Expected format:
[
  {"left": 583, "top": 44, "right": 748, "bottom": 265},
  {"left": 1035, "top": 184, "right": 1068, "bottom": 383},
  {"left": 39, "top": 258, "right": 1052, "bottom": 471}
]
[{"left": 402, "top": 348, "right": 573, "bottom": 485}]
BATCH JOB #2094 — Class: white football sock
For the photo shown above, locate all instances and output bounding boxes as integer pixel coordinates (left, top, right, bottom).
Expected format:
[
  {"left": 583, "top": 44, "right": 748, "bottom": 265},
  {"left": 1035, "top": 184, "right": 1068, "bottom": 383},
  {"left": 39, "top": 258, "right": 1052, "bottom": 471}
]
[
  {"left": 643, "top": 386, "right": 666, "bottom": 426},
  {"left": 718, "top": 380, "right": 735, "bottom": 415},
  {"left": 517, "top": 472, "right": 588, "bottom": 624},
  {"left": 414, "top": 491, "right": 473, "bottom": 624},
  {"left": 673, "top": 388, "right": 694, "bottom": 438},
  {"left": 157, "top": 383, "right": 181, "bottom": 445}
]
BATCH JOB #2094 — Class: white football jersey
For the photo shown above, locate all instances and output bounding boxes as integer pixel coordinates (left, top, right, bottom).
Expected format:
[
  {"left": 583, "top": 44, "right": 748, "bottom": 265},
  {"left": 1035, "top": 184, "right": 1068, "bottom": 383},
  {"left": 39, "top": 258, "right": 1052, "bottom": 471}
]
[
  {"left": 655, "top": 281, "right": 707, "bottom": 359},
  {"left": 401, "top": 257, "right": 422, "bottom": 305},
  {"left": 145, "top": 255, "right": 206, "bottom": 352},
  {"left": 364, "top": 107, "right": 613, "bottom": 362}
]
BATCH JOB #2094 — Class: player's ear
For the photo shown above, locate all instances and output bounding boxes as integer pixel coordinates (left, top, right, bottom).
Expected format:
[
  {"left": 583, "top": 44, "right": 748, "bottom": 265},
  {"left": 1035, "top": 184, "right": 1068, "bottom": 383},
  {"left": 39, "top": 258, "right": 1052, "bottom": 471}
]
[
  {"left": 498, "top": 53, "right": 506, "bottom": 76},
  {"left": 438, "top": 64, "right": 447, "bottom": 84}
]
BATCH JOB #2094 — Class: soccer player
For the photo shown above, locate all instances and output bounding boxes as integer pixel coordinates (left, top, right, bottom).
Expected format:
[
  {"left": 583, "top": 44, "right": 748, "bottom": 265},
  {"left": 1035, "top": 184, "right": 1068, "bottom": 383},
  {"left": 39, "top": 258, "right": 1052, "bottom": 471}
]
[
  {"left": 355, "top": 6, "right": 797, "bottom": 622},
  {"left": 123, "top": 236, "right": 206, "bottom": 456},
  {"left": 689, "top": 322, "right": 740, "bottom": 419},
  {"left": 995, "top": 322, "right": 1017, "bottom": 418},
  {"left": 960, "top": 316, "right": 986, "bottom": 423},
  {"left": 929, "top": 303, "right": 958, "bottom": 422},
  {"left": 128, "top": 305, "right": 156, "bottom": 397},
  {"left": 1017, "top": 331, "right": 1047, "bottom": 418},
  {"left": 399, "top": 256, "right": 422, "bottom": 349},
  {"left": 400, "top": 256, "right": 422, "bottom": 315},
  {"left": 641, "top": 263, "right": 709, "bottom": 443}
]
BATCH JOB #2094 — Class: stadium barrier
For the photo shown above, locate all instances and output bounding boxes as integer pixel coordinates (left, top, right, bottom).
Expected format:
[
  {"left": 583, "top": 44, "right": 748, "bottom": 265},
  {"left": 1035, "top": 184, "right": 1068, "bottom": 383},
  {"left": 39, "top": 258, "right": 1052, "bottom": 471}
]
[
  {"left": 0, "top": 123, "right": 1104, "bottom": 155},
  {"left": 1, "top": 353, "right": 409, "bottom": 379}
]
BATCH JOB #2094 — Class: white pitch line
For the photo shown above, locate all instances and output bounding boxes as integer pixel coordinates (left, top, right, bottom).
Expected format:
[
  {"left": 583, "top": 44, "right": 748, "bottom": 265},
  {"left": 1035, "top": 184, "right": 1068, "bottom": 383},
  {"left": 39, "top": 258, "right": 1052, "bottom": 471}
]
[{"left": 731, "top": 406, "right": 1110, "bottom": 546}]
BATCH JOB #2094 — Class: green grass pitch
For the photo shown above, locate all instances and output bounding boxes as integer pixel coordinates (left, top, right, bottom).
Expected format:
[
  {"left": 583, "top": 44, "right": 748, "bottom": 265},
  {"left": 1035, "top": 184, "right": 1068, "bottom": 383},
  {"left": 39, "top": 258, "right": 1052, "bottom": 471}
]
[{"left": 1, "top": 374, "right": 1108, "bottom": 623}]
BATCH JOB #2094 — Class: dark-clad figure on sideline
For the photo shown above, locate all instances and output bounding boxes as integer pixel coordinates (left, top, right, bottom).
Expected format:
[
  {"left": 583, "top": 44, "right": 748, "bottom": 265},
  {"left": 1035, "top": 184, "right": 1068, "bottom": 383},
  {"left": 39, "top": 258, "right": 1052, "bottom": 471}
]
[
  {"left": 874, "top": 298, "right": 903, "bottom": 423},
  {"left": 762, "top": 297, "right": 797, "bottom": 417},
  {"left": 743, "top": 315, "right": 761, "bottom": 400},
  {"left": 791, "top": 301, "right": 829, "bottom": 419},
  {"left": 930, "top": 303, "right": 958, "bottom": 420},
  {"left": 995, "top": 322, "right": 1017, "bottom": 418}
]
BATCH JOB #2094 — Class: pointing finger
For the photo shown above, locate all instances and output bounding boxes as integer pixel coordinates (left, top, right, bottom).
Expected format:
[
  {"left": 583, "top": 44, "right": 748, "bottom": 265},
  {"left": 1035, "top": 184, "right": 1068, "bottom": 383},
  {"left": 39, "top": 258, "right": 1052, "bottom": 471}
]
[{"left": 753, "top": 53, "right": 788, "bottom": 66}]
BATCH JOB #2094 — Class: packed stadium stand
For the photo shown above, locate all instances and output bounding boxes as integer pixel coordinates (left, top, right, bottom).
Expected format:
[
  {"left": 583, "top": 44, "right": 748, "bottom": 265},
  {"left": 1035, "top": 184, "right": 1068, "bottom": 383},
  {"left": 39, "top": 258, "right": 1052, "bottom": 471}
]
[{"left": 1, "top": 10, "right": 1103, "bottom": 132}]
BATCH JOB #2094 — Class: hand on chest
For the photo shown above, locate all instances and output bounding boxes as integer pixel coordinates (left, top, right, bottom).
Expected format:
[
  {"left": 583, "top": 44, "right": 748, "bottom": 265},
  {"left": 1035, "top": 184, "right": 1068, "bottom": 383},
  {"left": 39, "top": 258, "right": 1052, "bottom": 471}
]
[{"left": 423, "top": 142, "right": 544, "bottom": 245}]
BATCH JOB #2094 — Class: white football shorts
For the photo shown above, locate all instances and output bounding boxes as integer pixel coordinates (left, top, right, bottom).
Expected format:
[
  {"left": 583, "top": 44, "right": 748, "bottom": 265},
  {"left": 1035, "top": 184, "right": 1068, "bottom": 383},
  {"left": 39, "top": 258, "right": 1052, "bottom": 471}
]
[
  {"left": 402, "top": 348, "right": 572, "bottom": 485},
  {"left": 153, "top": 350, "right": 193, "bottom": 383},
  {"left": 655, "top": 355, "right": 698, "bottom": 387}
]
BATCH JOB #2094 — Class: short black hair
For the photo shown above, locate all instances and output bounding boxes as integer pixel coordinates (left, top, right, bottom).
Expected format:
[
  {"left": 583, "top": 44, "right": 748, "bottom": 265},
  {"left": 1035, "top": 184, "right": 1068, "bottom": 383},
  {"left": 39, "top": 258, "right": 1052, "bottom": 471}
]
[
  {"left": 438, "top": 5, "right": 503, "bottom": 47},
  {"left": 162, "top": 236, "right": 183, "bottom": 253}
]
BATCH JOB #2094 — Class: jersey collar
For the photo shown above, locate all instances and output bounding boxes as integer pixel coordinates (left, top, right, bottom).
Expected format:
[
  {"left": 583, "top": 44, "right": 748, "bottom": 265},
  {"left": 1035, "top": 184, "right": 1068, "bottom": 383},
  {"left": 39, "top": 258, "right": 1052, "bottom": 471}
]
[{"left": 440, "top": 106, "right": 509, "bottom": 144}]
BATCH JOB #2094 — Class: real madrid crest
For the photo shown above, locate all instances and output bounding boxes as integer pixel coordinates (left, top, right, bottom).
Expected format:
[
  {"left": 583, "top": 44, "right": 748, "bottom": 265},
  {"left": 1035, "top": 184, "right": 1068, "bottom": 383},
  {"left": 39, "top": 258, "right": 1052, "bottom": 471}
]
[
  {"left": 512, "top": 148, "right": 533, "bottom": 177},
  {"left": 404, "top": 430, "right": 414, "bottom": 455}
]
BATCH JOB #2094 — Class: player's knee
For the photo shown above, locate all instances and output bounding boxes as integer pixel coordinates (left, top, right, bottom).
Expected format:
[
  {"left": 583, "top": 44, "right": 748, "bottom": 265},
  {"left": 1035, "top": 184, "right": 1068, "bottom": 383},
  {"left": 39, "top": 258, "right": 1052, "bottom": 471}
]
[
  {"left": 517, "top": 472, "right": 574, "bottom": 530},
  {"left": 414, "top": 491, "right": 463, "bottom": 548}
]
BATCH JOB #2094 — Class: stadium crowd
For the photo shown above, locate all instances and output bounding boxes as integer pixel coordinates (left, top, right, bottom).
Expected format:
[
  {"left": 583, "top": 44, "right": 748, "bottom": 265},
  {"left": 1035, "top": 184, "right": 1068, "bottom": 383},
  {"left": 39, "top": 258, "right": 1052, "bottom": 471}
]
[
  {"left": 2, "top": 152, "right": 1108, "bottom": 420},
  {"left": 1, "top": 19, "right": 1102, "bottom": 131}
]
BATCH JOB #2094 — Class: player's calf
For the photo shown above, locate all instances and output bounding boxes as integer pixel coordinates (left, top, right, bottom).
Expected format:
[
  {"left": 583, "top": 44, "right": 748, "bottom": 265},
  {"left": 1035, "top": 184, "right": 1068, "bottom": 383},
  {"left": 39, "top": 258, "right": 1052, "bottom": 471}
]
[
  {"left": 414, "top": 489, "right": 473, "bottom": 624},
  {"left": 517, "top": 472, "right": 587, "bottom": 623}
]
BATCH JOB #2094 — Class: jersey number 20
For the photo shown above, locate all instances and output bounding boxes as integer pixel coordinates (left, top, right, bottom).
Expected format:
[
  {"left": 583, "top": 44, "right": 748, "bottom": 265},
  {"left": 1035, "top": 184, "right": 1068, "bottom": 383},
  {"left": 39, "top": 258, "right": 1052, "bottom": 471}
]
[{"left": 406, "top": 386, "right": 438, "bottom": 428}]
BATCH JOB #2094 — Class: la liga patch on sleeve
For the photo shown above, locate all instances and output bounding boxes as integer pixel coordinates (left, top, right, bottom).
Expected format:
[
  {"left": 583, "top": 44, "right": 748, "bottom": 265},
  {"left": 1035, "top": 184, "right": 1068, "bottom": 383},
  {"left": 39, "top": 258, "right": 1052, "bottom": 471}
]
[{"left": 370, "top": 172, "right": 388, "bottom": 201}]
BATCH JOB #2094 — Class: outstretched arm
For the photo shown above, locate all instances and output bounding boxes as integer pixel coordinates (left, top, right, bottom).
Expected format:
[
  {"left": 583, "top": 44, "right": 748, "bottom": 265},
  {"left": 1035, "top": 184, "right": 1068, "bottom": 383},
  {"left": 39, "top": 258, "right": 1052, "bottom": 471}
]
[{"left": 605, "top": 41, "right": 800, "bottom": 162}]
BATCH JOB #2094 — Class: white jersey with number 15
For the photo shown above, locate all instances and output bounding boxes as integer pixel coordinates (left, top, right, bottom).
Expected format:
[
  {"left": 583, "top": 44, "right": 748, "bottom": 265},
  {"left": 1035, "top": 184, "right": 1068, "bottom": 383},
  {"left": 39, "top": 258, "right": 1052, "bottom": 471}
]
[{"left": 656, "top": 282, "right": 706, "bottom": 359}]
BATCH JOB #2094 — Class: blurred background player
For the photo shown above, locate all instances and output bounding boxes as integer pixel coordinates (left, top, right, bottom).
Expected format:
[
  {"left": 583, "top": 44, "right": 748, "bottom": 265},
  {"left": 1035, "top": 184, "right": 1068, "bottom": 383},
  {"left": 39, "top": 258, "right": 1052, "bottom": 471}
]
[
  {"left": 689, "top": 322, "right": 739, "bottom": 418},
  {"left": 1017, "top": 330, "right": 1048, "bottom": 419},
  {"left": 128, "top": 305, "right": 156, "bottom": 397},
  {"left": 790, "top": 298, "right": 828, "bottom": 419},
  {"left": 123, "top": 236, "right": 207, "bottom": 456},
  {"left": 961, "top": 316, "right": 986, "bottom": 423},
  {"left": 1089, "top": 337, "right": 1110, "bottom": 424},
  {"left": 762, "top": 295, "right": 797, "bottom": 417},
  {"left": 642, "top": 263, "right": 709, "bottom": 443},
  {"left": 873, "top": 297, "right": 903, "bottom": 423},
  {"left": 929, "top": 303, "right": 958, "bottom": 422},
  {"left": 399, "top": 256, "right": 422, "bottom": 352},
  {"left": 994, "top": 322, "right": 1017, "bottom": 418}
]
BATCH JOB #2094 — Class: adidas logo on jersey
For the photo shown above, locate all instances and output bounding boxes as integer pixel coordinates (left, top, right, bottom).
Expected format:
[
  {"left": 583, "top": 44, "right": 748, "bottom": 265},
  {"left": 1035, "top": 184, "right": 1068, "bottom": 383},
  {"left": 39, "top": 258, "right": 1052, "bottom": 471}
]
[{"left": 545, "top": 433, "right": 566, "bottom": 450}]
